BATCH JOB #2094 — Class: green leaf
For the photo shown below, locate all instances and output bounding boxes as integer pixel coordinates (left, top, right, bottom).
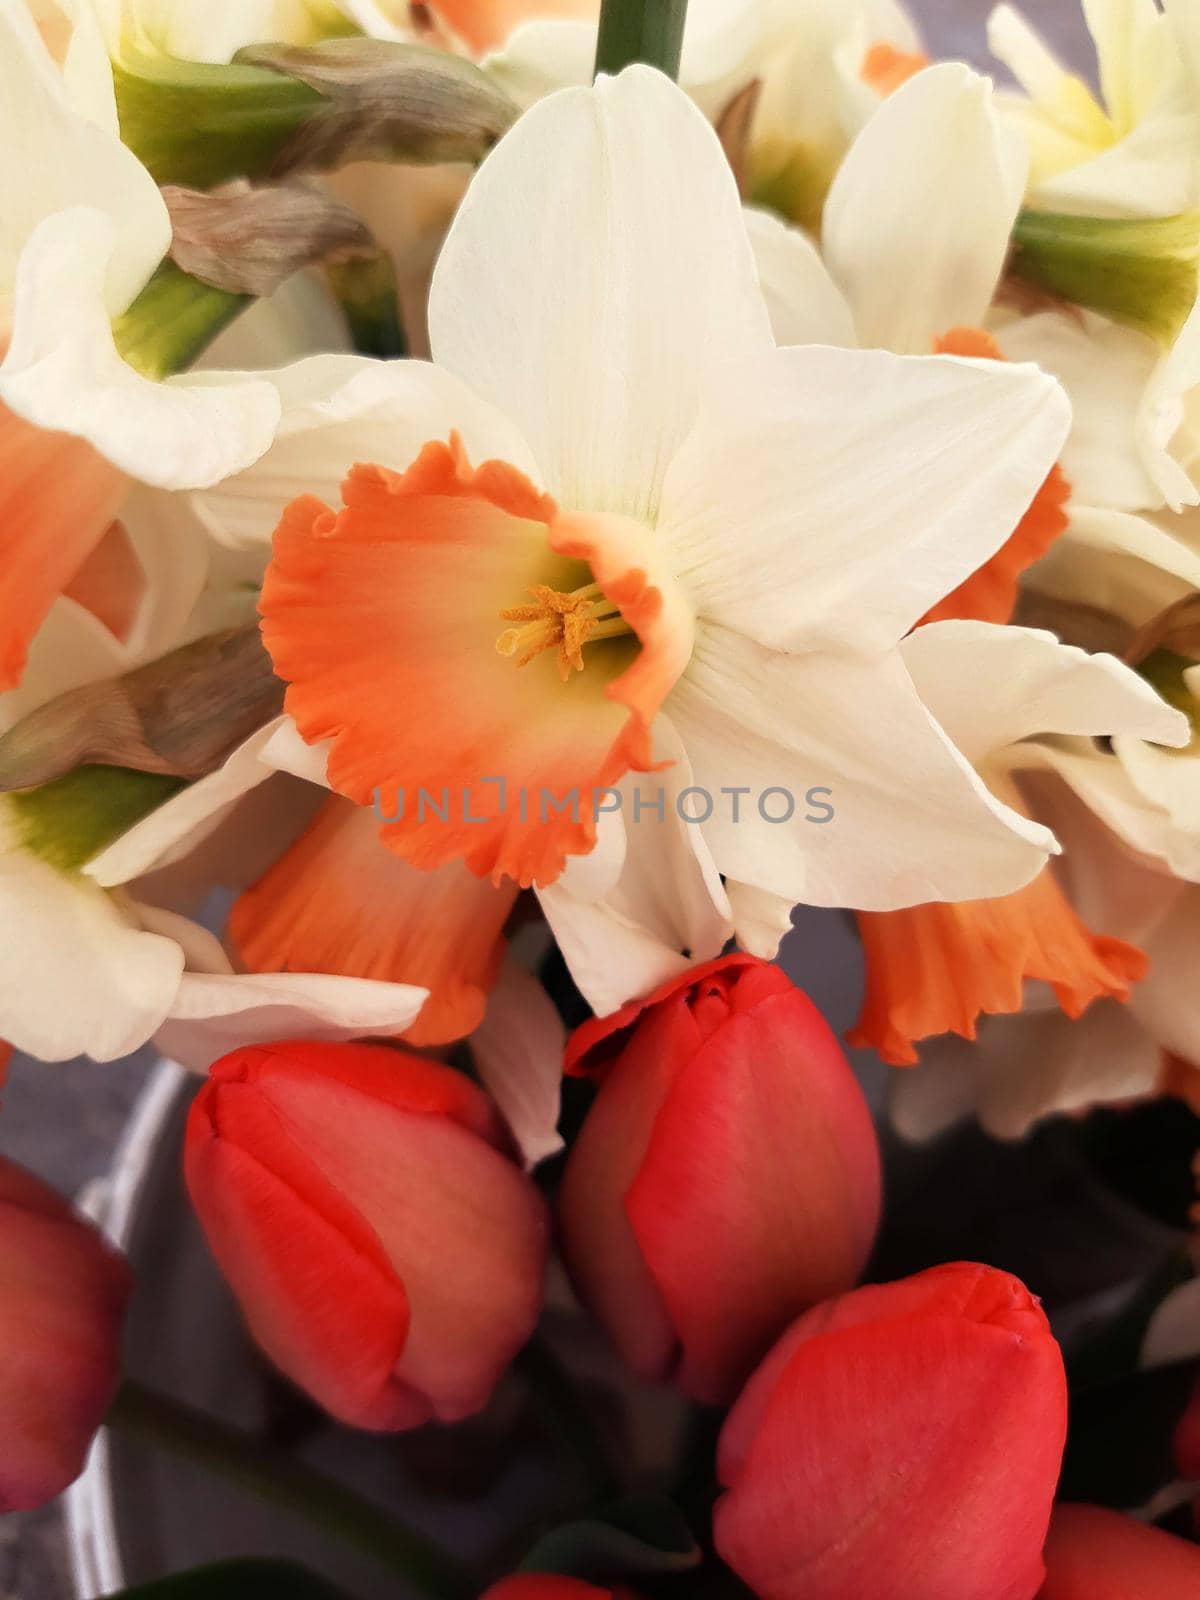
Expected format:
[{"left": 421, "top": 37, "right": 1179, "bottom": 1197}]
[
  {"left": 108, "top": 1558, "right": 355, "bottom": 1600},
  {"left": 594, "top": 0, "right": 690, "bottom": 80},
  {"left": 519, "top": 1496, "right": 701, "bottom": 1581}
]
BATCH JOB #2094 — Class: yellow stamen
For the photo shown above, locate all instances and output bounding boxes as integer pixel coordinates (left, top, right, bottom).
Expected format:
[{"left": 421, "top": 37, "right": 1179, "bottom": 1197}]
[{"left": 496, "top": 582, "right": 633, "bottom": 681}]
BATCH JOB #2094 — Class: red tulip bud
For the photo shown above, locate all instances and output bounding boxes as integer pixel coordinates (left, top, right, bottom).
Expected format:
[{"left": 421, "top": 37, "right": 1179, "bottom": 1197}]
[
  {"left": 0, "top": 1154, "right": 132, "bottom": 1510},
  {"left": 1174, "top": 1369, "right": 1200, "bottom": 1479},
  {"left": 1039, "top": 1503, "right": 1200, "bottom": 1596},
  {"left": 560, "top": 955, "right": 881, "bottom": 1404},
  {"left": 715, "top": 1262, "right": 1067, "bottom": 1600},
  {"left": 184, "top": 1040, "right": 549, "bottom": 1431},
  {"left": 483, "top": 1580, "right": 641, "bottom": 1599}
]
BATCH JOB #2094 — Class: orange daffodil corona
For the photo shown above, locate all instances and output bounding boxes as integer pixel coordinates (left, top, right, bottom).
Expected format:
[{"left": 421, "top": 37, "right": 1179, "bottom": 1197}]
[{"left": 234, "top": 63, "right": 1180, "bottom": 997}]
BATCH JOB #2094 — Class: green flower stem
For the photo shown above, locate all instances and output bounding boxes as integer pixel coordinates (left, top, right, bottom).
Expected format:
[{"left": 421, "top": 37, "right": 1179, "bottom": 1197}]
[
  {"left": 113, "top": 53, "right": 323, "bottom": 189},
  {"left": 514, "top": 1335, "right": 621, "bottom": 1504},
  {"left": 594, "top": 0, "right": 690, "bottom": 80},
  {"left": 113, "top": 261, "right": 250, "bottom": 380},
  {"left": 106, "top": 1379, "right": 474, "bottom": 1600}
]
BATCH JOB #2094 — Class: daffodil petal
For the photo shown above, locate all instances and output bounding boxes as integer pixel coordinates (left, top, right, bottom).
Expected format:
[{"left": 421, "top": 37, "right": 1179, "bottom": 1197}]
[
  {"left": 666, "top": 623, "right": 1054, "bottom": 912},
  {"left": 428, "top": 63, "right": 772, "bottom": 522},
  {"left": 823, "top": 62, "right": 1027, "bottom": 353},
  {"left": 901, "top": 620, "right": 1189, "bottom": 769},
  {"left": 1, "top": 209, "right": 282, "bottom": 489},
  {"left": 659, "top": 343, "right": 1069, "bottom": 654}
]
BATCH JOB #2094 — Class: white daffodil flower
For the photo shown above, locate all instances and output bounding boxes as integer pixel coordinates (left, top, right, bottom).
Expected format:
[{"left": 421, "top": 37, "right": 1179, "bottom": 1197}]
[
  {"left": 849, "top": 620, "right": 1188, "bottom": 1066},
  {"left": 993, "top": 302, "right": 1200, "bottom": 520},
  {"left": 890, "top": 757, "right": 1200, "bottom": 1139},
  {"left": 199, "top": 66, "right": 1071, "bottom": 997},
  {"left": 988, "top": 0, "right": 1200, "bottom": 219},
  {"left": 748, "top": 58, "right": 1200, "bottom": 639},
  {"left": 0, "top": 0, "right": 292, "bottom": 689},
  {"left": 747, "top": 61, "right": 1081, "bottom": 645}
]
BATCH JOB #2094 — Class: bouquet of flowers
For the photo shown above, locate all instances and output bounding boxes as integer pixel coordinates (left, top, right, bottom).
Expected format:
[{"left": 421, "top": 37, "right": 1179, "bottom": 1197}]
[{"left": 2, "top": 0, "right": 1200, "bottom": 1595}]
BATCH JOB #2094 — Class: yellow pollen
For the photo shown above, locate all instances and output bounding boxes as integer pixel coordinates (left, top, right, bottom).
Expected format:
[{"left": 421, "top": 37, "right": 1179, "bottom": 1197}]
[{"left": 496, "top": 582, "right": 631, "bottom": 681}]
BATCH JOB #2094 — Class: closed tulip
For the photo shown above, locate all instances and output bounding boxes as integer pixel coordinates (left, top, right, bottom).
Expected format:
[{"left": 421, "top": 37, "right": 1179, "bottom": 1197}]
[
  {"left": 483, "top": 1580, "right": 641, "bottom": 1599},
  {"left": 715, "top": 1262, "right": 1067, "bottom": 1600},
  {"left": 1039, "top": 1504, "right": 1200, "bottom": 1597},
  {"left": 559, "top": 955, "right": 881, "bottom": 1405},
  {"left": 0, "top": 1154, "right": 132, "bottom": 1510},
  {"left": 185, "top": 1040, "right": 549, "bottom": 1431}
]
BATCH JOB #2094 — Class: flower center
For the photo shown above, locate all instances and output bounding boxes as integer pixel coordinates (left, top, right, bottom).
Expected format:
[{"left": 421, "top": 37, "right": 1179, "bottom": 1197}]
[{"left": 496, "top": 581, "right": 633, "bottom": 681}]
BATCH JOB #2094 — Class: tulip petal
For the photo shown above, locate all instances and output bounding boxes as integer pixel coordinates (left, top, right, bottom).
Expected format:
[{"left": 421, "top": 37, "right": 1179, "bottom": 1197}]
[
  {"left": 658, "top": 344, "right": 1070, "bottom": 655},
  {"left": 823, "top": 63, "right": 1027, "bottom": 353},
  {"left": 666, "top": 624, "right": 1054, "bottom": 912},
  {"left": 0, "top": 1156, "right": 131, "bottom": 1512},
  {"left": 428, "top": 64, "right": 772, "bottom": 521},
  {"left": 715, "top": 1264, "right": 1065, "bottom": 1600},
  {"left": 185, "top": 1080, "right": 422, "bottom": 1430},
  {"left": 1040, "top": 1503, "right": 1200, "bottom": 1596},
  {"left": 242, "top": 1054, "right": 548, "bottom": 1422},
  {"left": 558, "top": 998, "right": 689, "bottom": 1384},
  {"left": 626, "top": 984, "right": 880, "bottom": 1403}
]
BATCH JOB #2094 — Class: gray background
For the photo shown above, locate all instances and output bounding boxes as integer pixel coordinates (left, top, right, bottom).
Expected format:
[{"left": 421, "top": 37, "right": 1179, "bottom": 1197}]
[{"left": 0, "top": 0, "right": 1091, "bottom": 1594}]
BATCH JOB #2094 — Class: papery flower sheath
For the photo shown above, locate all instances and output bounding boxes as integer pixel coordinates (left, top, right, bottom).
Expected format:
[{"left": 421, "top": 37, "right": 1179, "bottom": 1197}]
[{"left": 252, "top": 65, "right": 1072, "bottom": 949}]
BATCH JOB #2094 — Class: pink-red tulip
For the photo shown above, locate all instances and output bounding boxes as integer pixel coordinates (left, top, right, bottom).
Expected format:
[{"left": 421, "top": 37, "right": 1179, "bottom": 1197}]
[
  {"left": 483, "top": 1580, "right": 641, "bottom": 1599},
  {"left": 0, "top": 1153, "right": 132, "bottom": 1510},
  {"left": 1038, "top": 1504, "right": 1200, "bottom": 1597},
  {"left": 714, "top": 1262, "right": 1068, "bottom": 1600},
  {"left": 1175, "top": 1371, "right": 1200, "bottom": 1534},
  {"left": 184, "top": 1040, "right": 548, "bottom": 1431},
  {"left": 559, "top": 954, "right": 881, "bottom": 1405}
]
